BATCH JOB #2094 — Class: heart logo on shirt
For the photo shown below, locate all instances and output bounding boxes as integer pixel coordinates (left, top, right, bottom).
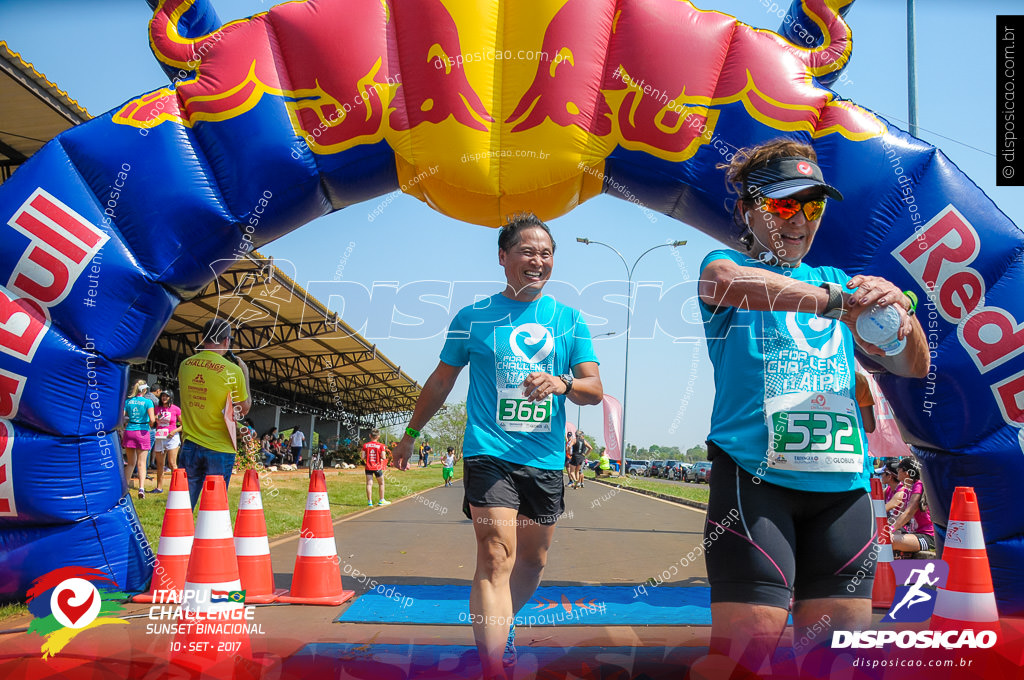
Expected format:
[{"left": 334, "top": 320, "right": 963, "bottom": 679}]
[{"left": 510, "top": 323, "right": 554, "bottom": 364}]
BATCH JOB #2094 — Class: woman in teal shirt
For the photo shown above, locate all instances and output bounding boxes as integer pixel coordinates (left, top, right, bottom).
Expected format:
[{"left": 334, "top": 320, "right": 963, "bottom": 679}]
[{"left": 122, "top": 380, "right": 155, "bottom": 499}]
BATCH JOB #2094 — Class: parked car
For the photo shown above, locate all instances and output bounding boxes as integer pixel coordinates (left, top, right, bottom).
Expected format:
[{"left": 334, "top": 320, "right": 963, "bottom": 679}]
[
  {"left": 646, "top": 460, "right": 666, "bottom": 478},
  {"left": 625, "top": 459, "right": 649, "bottom": 475},
  {"left": 663, "top": 460, "right": 684, "bottom": 480},
  {"left": 686, "top": 461, "right": 713, "bottom": 483}
]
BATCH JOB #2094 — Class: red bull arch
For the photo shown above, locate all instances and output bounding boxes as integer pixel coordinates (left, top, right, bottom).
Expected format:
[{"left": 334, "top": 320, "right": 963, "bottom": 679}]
[{"left": 1, "top": 0, "right": 1023, "bottom": 620}]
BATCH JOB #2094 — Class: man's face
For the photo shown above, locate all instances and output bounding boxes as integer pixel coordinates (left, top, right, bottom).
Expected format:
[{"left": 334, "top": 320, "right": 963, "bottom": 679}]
[
  {"left": 498, "top": 226, "right": 554, "bottom": 299},
  {"left": 744, "top": 188, "right": 826, "bottom": 265}
]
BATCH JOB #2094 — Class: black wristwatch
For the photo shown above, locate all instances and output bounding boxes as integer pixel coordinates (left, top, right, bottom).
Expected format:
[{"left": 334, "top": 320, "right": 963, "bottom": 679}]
[
  {"left": 558, "top": 373, "right": 574, "bottom": 395},
  {"left": 819, "top": 282, "right": 846, "bottom": 320}
]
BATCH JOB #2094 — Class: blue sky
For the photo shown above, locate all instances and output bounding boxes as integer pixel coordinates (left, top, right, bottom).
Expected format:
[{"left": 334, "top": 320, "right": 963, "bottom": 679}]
[{"left": 1, "top": 0, "right": 1018, "bottom": 450}]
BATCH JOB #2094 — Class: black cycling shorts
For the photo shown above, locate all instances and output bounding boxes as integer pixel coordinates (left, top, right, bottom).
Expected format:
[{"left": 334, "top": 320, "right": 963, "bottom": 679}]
[
  {"left": 364, "top": 469, "right": 383, "bottom": 478},
  {"left": 569, "top": 453, "right": 586, "bottom": 466},
  {"left": 462, "top": 454, "right": 564, "bottom": 525},
  {"left": 704, "top": 449, "right": 876, "bottom": 609}
]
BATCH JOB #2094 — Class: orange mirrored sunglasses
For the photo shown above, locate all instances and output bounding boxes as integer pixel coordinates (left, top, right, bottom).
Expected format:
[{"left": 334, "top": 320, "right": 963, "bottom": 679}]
[{"left": 759, "top": 197, "right": 827, "bottom": 221}]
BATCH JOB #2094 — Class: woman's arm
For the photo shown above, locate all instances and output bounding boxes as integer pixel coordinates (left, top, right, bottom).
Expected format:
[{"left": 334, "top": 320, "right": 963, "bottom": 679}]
[
  {"left": 884, "top": 486, "right": 905, "bottom": 513},
  {"left": 891, "top": 489, "right": 922, "bottom": 532}
]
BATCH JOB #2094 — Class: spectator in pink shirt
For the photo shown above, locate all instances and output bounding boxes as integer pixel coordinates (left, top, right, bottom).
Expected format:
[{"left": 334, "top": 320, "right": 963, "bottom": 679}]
[{"left": 890, "top": 457, "right": 935, "bottom": 554}]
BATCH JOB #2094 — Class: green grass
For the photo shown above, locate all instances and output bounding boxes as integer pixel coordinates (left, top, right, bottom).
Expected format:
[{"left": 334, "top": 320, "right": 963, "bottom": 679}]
[
  {"left": 595, "top": 474, "right": 710, "bottom": 505},
  {"left": 0, "top": 466, "right": 460, "bottom": 619},
  {"left": 131, "top": 465, "right": 461, "bottom": 547},
  {"left": 0, "top": 602, "right": 28, "bottom": 624}
]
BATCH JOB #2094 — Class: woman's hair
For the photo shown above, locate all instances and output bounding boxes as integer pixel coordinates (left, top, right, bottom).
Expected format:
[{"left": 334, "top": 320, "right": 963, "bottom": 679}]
[
  {"left": 128, "top": 379, "right": 147, "bottom": 398},
  {"left": 897, "top": 457, "right": 928, "bottom": 510},
  {"left": 897, "top": 457, "right": 921, "bottom": 481},
  {"left": 718, "top": 139, "right": 818, "bottom": 249}
]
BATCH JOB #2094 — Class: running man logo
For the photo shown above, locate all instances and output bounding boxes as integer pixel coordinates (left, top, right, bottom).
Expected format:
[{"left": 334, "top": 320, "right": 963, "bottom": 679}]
[
  {"left": 25, "top": 566, "right": 129, "bottom": 658},
  {"left": 880, "top": 560, "right": 949, "bottom": 623}
]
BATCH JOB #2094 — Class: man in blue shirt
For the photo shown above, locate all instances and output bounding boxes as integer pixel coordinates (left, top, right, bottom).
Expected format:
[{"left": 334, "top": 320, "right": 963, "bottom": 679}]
[
  {"left": 393, "top": 213, "right": 603, "bottom": 679},
  {"left": 691, "top": 140, "right": 929, "bottom": 679}
]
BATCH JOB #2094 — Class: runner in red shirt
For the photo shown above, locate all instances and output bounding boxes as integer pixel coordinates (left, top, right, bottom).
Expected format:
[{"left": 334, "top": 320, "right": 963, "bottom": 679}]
[{"left": 362, "top": 429, "right": 390, "bottom": 507}]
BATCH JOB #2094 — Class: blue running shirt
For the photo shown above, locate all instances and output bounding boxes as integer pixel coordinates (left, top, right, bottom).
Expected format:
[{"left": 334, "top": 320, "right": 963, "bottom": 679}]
[
  {"left": 699, "top": 249, "right": 871, "bottom": 493},
  {"left": 440, "top": 294, "right": 598, "bottom": 470},
  {"left": 124, "top": 396, "right": 152, "bottom": 431}
]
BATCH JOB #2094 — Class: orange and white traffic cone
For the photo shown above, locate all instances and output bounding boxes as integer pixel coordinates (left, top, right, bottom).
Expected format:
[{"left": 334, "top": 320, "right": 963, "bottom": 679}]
[
  {"left": 278, "top": 470, "right": 354, "bottom": 605},
  {"left": 134, "top": 468, "right": 194, "bottom": 603},
  {"left": 234, "top": 469, "right": 285, "bottom": 604},
  {"left": 931, "top": 486, "right": 1000, "bottom": 634},
  {"left": 870, "top": 477, "right": 896, "bottom": 609},
  {"left": 172, "top": 475, "right": 252, "bottom": 671}
]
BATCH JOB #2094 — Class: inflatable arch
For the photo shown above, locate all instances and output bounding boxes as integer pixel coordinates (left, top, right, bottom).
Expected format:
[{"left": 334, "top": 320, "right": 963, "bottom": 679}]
[{"left": 1, "top": 0, "right": 1022, "bottom": 613}]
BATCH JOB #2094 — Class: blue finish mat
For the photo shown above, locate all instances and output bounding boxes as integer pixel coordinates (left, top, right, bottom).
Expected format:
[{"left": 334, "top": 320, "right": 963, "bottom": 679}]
[
  {"left": 335, "top": 585, "right": 712, "bottom": 625},
  {"left": 286, "top": 643, "right": 705, "bottom": 679}
]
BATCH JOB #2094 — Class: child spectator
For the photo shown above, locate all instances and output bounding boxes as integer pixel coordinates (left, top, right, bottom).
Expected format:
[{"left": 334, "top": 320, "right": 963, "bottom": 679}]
[{"left": 441, "top": 447, "right": 456, "bottom": 487}]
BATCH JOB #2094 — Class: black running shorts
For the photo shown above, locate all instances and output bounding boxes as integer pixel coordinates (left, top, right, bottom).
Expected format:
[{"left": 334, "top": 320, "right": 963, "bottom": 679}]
[
  {"left": 462, "top": 454, "right": 565, "bottom": 525},
  {"left": 704, "top": 447, "right": 876, "bottom": 609}
]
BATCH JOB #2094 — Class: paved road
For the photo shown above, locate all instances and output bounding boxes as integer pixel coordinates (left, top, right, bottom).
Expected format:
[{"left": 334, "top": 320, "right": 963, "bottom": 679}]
[
  {"left": 0, "top": 477, "right": 714, "bottom": 679},
  {"left": 303, "top": 477, "right": 710, "bottom": 595}
]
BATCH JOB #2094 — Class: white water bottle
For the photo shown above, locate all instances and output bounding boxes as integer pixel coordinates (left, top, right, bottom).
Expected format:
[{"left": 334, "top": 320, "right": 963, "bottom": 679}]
[{"left": 856, "top": 303, "right": 906, "bottom": 356}]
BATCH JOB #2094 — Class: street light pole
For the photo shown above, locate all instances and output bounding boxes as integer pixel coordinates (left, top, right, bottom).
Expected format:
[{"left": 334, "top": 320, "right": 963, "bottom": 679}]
[{"left": 576, "top": 238, "right": 687, "bottom": 475}]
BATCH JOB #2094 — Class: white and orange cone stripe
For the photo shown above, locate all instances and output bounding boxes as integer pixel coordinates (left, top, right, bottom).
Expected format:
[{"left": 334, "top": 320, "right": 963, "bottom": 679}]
[
  {"left": 172, "top": 475, "right": 252, "bottom": 672},
  {"left": 133, "top": 468, "right": 194, "bottom": 603},
  {"left": 932, "top": 486, "right": 1000, "bottom": 632},
  {"left": 234, "top": 469, "right": 284, "bottom": 603},
  {"left": 278, "top": 470, "right": 353, "bottom": 606},
  {"left": 870, "top": 477, "right": 896, "bottom": 609}
]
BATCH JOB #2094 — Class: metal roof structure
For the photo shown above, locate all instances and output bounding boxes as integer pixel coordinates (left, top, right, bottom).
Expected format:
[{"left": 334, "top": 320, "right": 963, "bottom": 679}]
[
  {"left": 142, "top": 252, "right": 421, "bottom": 427},
  {"left": 0, "top": 45, "right": 418, "bottom": 426},
  {"left": 0, "top": 41, "right": 90, "bottom": 183}
]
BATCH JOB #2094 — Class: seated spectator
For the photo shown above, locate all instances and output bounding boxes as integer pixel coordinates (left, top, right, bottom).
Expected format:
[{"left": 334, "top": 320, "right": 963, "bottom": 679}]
[
  {"left": 890, "top": 457, "right": 935, "bottom": 554},
  {"left": 881, "top": 460, "right": 902, "bottom": 513},
  {"left": 261, "top": 432, "right": 276, "bottom": 466}
]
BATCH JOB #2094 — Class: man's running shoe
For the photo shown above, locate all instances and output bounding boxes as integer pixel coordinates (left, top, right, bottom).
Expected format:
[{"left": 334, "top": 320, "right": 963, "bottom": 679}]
[
  {"left": 503, "top": 623, "right": 517, "bottom": 668},
  {"left": 367, "top": 501, "right": 374, "bottom": 506},
  {"left": 378, "top": 499, "right": 391, "bottom": 506}
]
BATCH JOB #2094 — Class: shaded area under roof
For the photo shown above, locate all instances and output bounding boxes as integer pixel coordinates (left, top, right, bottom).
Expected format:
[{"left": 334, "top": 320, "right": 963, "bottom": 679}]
[
  {"left": 0, "top": 41, "right": 90, "bottom": 183},
  {"left": 142, "top": 252, "right": 420, "bottom": 428}
]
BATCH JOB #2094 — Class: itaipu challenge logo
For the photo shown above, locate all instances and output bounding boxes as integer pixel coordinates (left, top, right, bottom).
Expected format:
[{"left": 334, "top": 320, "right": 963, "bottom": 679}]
[{"left": 26, "top": 566, "right": 128, "bottom": 658}]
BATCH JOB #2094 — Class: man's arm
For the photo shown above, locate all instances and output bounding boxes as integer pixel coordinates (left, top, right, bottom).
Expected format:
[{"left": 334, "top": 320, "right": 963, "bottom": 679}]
[
  {"left": 393, "top": 361, "right": 463, "bottom": 470},
  {"left": 234, "top": 358, "right": 252, "bottom": 416},
  {"left": 860, "top": 405, "right": 876, "bottom": 433},
  {"left": 700, "top": 259, "right": 930, "bottom": 379},
  {"left": 521, "top": 361, "right": 603, "bottom": 406}
]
